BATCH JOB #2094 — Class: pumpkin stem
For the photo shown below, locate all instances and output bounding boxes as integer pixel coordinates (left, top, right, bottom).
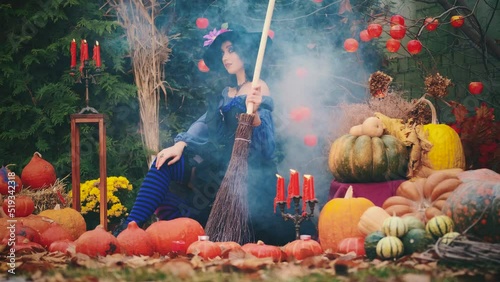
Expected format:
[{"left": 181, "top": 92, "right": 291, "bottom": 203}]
[
  {"left": 33, "top": 152, "right": 43, "bottom": 158},
  {"left": 415, "top": 95, "right": 437, "bottom": 124},
  {"left": 345, "top": 186, "right": 354, "bottom": 199},
  {"left": 53, "top": 204, "right": 61, "bottom": 210},
  {"left": 257, "top": 240, "right": 265, "bottom": 245}
]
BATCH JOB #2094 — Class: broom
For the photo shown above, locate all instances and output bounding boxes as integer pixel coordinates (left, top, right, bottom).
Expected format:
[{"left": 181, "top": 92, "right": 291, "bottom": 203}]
[{"left": 205, "top": 0, "right": 276, "bottom": 244}]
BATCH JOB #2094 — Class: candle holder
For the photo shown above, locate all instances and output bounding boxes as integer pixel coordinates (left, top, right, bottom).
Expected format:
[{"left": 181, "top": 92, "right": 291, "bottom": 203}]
[
  {"left": 72, "top": 60, "right": 101, "bottom": 114},
  {"left": 277, "top": 196, "right": 318, "bottom": 240}
]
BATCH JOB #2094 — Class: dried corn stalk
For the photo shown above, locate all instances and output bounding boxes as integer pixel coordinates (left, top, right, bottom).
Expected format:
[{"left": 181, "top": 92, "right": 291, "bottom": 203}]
[{"left": 108, "top": 0, "right": 172, "bottom": 165}]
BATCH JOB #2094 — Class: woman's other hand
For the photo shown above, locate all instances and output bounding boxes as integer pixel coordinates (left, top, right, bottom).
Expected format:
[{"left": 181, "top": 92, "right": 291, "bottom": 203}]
[
  {"left": 246, "top": 80, "right": 270, "bottom": 113},
  {"left": 155, "top": 141, "right": 187, "bottom": 169}
]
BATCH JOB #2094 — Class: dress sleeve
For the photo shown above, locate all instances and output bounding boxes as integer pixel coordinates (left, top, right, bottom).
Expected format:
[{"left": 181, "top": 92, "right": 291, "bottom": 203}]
[
  {"left": 250, "top": 96, "right": 276, "bottom": 160},
  {"left": 174, "top": 112, "right": 209, "bottom": 147}
]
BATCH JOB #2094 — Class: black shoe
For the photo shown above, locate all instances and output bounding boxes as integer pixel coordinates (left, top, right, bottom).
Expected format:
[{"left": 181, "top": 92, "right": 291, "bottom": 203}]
[{"left": 112, "top": 218, "right": 128, "bottom": 237}]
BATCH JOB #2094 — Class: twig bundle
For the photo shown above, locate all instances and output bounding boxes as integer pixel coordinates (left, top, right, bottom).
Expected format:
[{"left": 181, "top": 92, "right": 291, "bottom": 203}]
[
  {"left": 435, "top": 234, "right": 500, "bottom": 265},
  {"left": 205, "top": 113, "right": 255, "bottom": 244}
]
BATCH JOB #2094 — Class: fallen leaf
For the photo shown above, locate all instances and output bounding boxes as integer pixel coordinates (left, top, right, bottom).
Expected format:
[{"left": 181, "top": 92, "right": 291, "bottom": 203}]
[
  {"left": 402, "top": 273, "right": 431, "bottom": 282},
  {"left": 160, "top": 258, "right": 195, "bottom": 279}
]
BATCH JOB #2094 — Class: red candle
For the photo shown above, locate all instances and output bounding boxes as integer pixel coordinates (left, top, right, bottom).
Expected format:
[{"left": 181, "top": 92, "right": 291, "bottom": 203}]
[
  {"left": 309, "top": 175, "right": 315, "bottom": 201},
  {"left": 93, "top": 41, "right": 101, "bottom": 68},
  {"left": 274, "top": 174, "right": 285, "bottom": 213},
  {"left": 303, "top": 174, "right": 312, "bottom": 210},
  {"left": 287, "top": 169, "right": 300, "bottom": 208},
  {"left": 80, "top": 39, "right": 89, "bottom": 61},
  {"left": 70, "top": 39, "right": 77, "bottom": 68}
]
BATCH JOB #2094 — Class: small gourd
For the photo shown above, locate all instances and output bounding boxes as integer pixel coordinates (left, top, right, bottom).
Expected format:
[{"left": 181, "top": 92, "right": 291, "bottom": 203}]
[
  {"left": 401, "top": 229, "right": 433, "bottom": 255},
  {"left": 382, "top": 215, "right": 407, "bottom": 238},
  {"left": 186, "top": 235, "right": 221, "bottom": 259},
  {"left": 402, "top": 216, "right": 425, "bottom": 231},
  {"left": 425, "top": 215, "right": 454, "bottom": 239},
  {"left": 283, "top": 234, "right": 323, "bottom": 260},
  {"left": 376, "top": 236, "right": 404, "bottom": 259},
  {"left": 349, "top": 117, "right": 384, "bottom": 137},
  {"left": 440, "top": 232, "right": 460, "bottom": 245},
  {"left": 364, "top": 231, "right": 385, "bottom": 260},
  {"left": 358, "top": 206, "right": 391, "bottom": 235}
]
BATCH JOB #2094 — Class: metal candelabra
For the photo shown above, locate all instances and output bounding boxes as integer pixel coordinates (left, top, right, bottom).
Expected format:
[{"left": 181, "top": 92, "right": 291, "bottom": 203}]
[
  {"left": 277, "top": 196, "right": 318, "bottom": 240},
  {"left": 71, "top": 60, "right": 101, "bottom": 114}
]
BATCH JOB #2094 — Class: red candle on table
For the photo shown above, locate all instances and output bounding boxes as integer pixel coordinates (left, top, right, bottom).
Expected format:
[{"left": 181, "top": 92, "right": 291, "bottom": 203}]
[
  {"left": 80, "top": 39, "right": 89, "bottom": 61},
  {"left": 274, "top": 174, "right": 285, "bottom": 213},
  {"left": 287, "top": 169, "right": 300, "bottom": 208},
  {"left": 93, "top": 41, "right": 101, "bottom": 68},
  {"left": 70, "top": 39, "right": 77, "bottom": 68}
]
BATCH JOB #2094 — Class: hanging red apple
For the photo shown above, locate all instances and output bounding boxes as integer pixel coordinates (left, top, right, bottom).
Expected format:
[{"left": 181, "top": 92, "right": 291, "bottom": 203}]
[
  {"left": 313, "top": 0, "right": 323, "bottom": 3},
  {"left": 344, "top": 38, "right": 359, "bottom": 52},
  {"left": 367, "top": 24, "right": 383, "bottom": 38},
  {"left": 198, "top": 59, "right": 209, "bottom": 73},
  {"left": 424, "top": 18, "right": 439, "bottom": 31},
  {"left": 386, "top": 39, "right": 401, "bottom": 52},
  {"left": 359, "top": 30, "right": 371, "bottom": 42},
  {"left": 390, "top": 15, "right": 405, "bottom": 26},
  {"left": 195, "top": 18, "right": 209, "bottom": 29},
  {"left": 290, "top": 107, "right": 311, "bottom": 122},
  {"left": 450, "top": 15, "right": 464, "bottom": 28},
  {"left": 407, "top": 40, "right": 423, "bottom": 55},
  {"left": 304, "top": 135, "right": 318, "bottom": 147},
  {"left": 268, "top": 29, "right": 275, "bottom": 39},
  {"left": 468, "top": 82, "right": 484, "bottom": 95},
  {"left": 390, "top": 25, "right": 406, "bottom": 40}
]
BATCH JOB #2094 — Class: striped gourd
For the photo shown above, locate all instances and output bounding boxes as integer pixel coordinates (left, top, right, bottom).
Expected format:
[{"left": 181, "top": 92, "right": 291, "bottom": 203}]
[
  {"left": 426, "top": 215, "right": 454, "bottom": 238},
  {"left": 382, "top": 216, "right": 407, "bottom": 238},
  {"left": 440, "top": 232, "right": 460, "bottom": 245},
  {"left": 376, "top": 236, "right": 404, "bottom": 259}
]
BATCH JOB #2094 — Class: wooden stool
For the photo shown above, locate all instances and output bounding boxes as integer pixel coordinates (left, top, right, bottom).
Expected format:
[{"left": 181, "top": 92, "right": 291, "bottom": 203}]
[{"left": 70, "top": 114, "right": 108, "bottom": 230}]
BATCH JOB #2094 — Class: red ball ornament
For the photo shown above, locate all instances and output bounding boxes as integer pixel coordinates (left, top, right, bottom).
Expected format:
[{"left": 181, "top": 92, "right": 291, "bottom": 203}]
[
  {"left": 390, "top": 15, "right": 405, "bottom": 26},
  {"left": 407, "top": 40, "right": 423, "bottom": 55},
  {"left": 359, "top": 30, "right": 371, "bottom": 42},
  {"left": 468, "top": 82, "right": 483, "bottom": 95},
  {"left": 450, "top": 15, "right": 464, "bottom": 28},
  {"left": 268, "top": 29, "right": 275, "bottom": 39},
  {"left": 304, "top": 135, "right": 318, "bottom": 147},
  {"left": 197, "top": 59, "right": 209, "bottom": 72},
  {"left": 367, "top": 24, "right": 383, "bottom": 38},
  {"left": 295, "top": 67, "right": 308, "bottom": 79},
  {"left": 313, "top": 0, "right": 323, "bottom": 3},
  {"left": 424, "top": 18, "right": 439, "bottom": 31},
  {"left": 386, "top": 39, "right": 401, "bottom": 52},
  {"left": 343, "top": 38, "right": 359, "bottom": 52},
  {"left": 390, "top": 24, "right": 406, "bottom": 40},
  {"left": 196, "top": 18, "right": 209, "bottom": 29}
]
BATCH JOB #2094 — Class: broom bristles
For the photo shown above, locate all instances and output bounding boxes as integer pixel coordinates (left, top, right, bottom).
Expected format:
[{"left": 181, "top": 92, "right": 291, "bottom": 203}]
[{"left": 205, "top": 113, "right": 255, "bottom": 244}]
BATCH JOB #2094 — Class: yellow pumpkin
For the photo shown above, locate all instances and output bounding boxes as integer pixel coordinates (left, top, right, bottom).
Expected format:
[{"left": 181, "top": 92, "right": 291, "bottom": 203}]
[
  {"left": 357, "top": 206, "right": 391, "bottom": 235},
  {"left": 38, "top": 204, "right": 87, "bottom": 240},
  {"left": 421, "top": 98, "right": 465, "bottom": 170},
  {"left": 318, "top": 186, "right": 374, "bottom": 252}
]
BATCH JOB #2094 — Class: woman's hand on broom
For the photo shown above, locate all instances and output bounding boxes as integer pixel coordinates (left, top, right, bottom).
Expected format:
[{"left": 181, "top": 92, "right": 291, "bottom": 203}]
[
  {"left": 155, "top": 141, "right": 187, "bottom": 169},
  {"left": 246, "top": 81, "right": 270, "bottom": 126}
]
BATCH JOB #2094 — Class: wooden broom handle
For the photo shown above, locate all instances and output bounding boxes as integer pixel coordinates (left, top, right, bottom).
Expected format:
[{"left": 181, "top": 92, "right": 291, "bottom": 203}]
[{"left": 247, "top": 0, "right": 276, "bottom": 114}]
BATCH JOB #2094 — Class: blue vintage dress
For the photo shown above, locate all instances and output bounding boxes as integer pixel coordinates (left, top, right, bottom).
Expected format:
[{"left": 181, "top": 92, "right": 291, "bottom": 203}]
[{"left": 173, "top": 87, "right": 296, "bottom": 245}]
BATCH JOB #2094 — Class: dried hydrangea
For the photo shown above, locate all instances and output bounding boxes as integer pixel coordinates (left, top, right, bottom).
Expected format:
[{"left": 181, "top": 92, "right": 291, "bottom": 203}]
[
  {"left": 369, "top": 71, "right": 393, "bottom": 99},
  {"left": 424, "top": 73, "right": 452, "bottom": 98}
]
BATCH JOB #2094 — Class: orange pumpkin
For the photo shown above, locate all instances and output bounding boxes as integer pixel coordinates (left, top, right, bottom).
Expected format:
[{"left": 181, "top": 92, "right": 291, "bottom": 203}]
[
  {"left": 241, "top": 240, "right": 283, "bottom": 262},
  {"left": 337, "top": 237, "right": 366, "bottom": 256},
  {"left": 186, "top": 236, "right": 222, "bottom": 259},
  {"left": 145, "top": 217, "right": 205, "bottom": 255},
  {"left": 21, "top": 152, "right": 57, "bottom": 190},
  {"left": 2, "top": 195, "right": 34, "bottom": 217},
  {"left": 0, "top": 166, "right": 22, "bottom": 195},
  {"left": 383, "top": 168, "right": 463, "bottom": 222},
  {"left": 39, "top": 222, "right": 73, "bottom": 248},
  {"left": 48, "top": 239, "right": 75, "bottom": 255},
  {"left": 117, "top": 221, "right": 154, "bottom": 256},
  {"left": 283, "top": 235, "right": 323, "bottom": 260},
  {"left": 75, "top": 225, "right": 120, "bottom": 257},
  {"left": 215, "top": 241, "right": 242, "bottom": 258},
  {"left": 318, "top": 186, "right": 374, "bottom": 252}
]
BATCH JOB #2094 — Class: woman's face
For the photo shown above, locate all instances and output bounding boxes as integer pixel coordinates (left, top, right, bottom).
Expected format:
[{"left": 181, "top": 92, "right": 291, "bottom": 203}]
[{"left": 221, "top": 41, "right": 245, "bottom": 75}]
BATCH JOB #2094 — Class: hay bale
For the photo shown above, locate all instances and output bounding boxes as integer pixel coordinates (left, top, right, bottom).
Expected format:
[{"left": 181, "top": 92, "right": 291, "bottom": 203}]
[{"left": 19, "top": 178, "right": 72, "bottom": 214}]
